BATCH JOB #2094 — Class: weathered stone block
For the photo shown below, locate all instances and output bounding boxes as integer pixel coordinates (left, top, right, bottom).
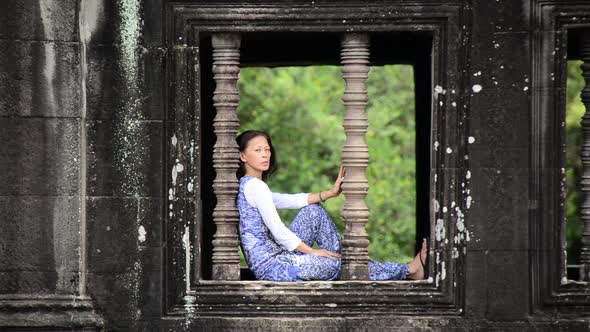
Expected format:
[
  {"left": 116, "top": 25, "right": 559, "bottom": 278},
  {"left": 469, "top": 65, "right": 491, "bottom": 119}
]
[
  {"left": 464, "top": 168, "right": 529, "bottom": 251},
  {"left": 0, "top": 41, "right": 81, "bottom": 117},
  {"left": 86, "top": 120, "right": 163, "bottom": 197},
  {"left": 464, "top": 250, "right": 488, "bottom": 319},
  {"left": 468, "top": 34, "right": 531, "bottom": 150},
  {"left": 144, "top": 0, "right": 164, "bottom": 47},
  {"left": 85, "top": 46, "right": 165, "bottom": 120},
  {"left": 87, "top": 197, "right": 162, "bottom": 273},
  {"left": 472, "top": 0, "right": 530, "bottom": 33},
  {"left": 0, "top": 118, "right": 80, "bottom": 196},
  {"left": 87, "top": 247, "right": 163, "bottom": 328},
  {"left": 0, "top": 0, "right": 78, "bottom": 42},
  {"left": 486, "top": 250, "right": 529, "bottom": 320},
  {"left": 0, "top": 196, "right": 81, "bottom": 294}
]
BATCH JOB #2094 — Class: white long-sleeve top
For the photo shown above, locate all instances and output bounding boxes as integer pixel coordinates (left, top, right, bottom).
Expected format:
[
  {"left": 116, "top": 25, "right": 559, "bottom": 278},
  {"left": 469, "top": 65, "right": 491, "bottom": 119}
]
[{"left": 243, "top": 177, "right": 309, "bottom": 251}]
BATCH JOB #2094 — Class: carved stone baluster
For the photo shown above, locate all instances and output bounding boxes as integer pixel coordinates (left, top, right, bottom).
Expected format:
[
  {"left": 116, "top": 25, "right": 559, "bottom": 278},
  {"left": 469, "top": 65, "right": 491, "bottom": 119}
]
[
  {"left": 340, "top": 33, "right": 370, "bottom": 280},
  {"left": 580, "top": 31, "right": 590, "bottom": 281},
  {"left": 211, "top": 33, "right": 241, "bottom": 280}
]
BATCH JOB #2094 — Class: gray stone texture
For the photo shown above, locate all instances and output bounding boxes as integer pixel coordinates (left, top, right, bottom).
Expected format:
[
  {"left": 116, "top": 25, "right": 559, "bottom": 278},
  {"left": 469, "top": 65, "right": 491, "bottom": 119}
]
[
  {"left": 0, "top": 41, "right": 82, "bottom": 118},
  {"left": 0, "top": 118, "right": 80, "bottom": 196},
  {"left": 85, "top": 46, "right": 165, "bottom": 120},
  {"left": 0, "top": 0, "right": 79, "bottom": 42},
  {"left": 86, "top": 119, "right": 163, "bottom": 197},
  {"left": 0, "top": 196, "right": 80, "bottom": 294}
]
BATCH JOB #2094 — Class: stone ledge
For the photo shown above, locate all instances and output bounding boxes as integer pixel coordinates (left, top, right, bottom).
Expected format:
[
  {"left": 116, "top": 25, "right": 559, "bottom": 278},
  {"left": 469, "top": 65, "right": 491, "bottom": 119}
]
[
  {"left": 162, "top": 279, "right": 458, "bottom": 318},
  {"left": 0, "top": 294, "right": 104, "bottom": 330}
]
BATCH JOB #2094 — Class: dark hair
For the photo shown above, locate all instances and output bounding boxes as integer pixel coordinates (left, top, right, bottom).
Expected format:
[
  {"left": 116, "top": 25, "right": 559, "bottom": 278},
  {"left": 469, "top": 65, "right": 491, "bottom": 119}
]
[{"left": 236, "top": 130, "right": 277, "bottom": 181}]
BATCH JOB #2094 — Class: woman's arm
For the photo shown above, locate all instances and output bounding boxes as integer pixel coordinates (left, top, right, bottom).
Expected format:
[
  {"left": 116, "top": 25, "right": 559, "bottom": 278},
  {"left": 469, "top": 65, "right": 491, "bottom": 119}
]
[
  {"left": 294, "top": 241, "right": 341, "bottom": 260},
  {"left": 244, "top": 179, "right": 303, "bottom": 251},
  {"left": 272, "top": 192, "right": 309, "bottom": 209},
  {"left": 307, "top": 166, "right": 345, "bottom": 204},
  {"left": 244, "top": 178, "right": 341, "bottom": 260}
]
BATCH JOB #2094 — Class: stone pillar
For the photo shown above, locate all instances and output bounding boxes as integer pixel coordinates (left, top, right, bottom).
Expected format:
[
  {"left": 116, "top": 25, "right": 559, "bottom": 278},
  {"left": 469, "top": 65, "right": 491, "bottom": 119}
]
[
  {"left": 340, "top": 33, "right": 370, "bottom": 280},
  {"left": 211, "top": 33, "right": 241, "bottom": 280},
  {"left": 579, "top": 31, "right": 590, "bottom": 281}
]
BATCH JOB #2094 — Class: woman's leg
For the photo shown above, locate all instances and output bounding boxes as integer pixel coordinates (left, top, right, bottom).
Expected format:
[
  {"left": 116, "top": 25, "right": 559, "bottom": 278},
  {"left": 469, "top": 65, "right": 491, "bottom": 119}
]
[
  {"left": 369, "top": 260, "right": 410, "bottom": 280},
  {"left": 288, "top": 204, "right": 341, "bottom": 280},
  {"left": 289, "top": 204, "right": 342, "bottom": 253},
  {"left": 369, "top": 239, "right": 427, "bottom": 280}
]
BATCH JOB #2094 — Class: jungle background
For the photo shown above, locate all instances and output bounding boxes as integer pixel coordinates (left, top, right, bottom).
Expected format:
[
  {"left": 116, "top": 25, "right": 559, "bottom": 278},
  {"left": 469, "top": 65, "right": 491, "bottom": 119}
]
[{"left": 237, "top": 62, "right": 584, "bottom": 265}]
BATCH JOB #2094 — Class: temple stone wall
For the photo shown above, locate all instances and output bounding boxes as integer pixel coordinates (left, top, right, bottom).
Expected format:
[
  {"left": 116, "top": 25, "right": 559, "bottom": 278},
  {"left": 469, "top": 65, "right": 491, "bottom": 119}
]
[{"left": 0, "top": 0, "right": 589, "bottom": 331}]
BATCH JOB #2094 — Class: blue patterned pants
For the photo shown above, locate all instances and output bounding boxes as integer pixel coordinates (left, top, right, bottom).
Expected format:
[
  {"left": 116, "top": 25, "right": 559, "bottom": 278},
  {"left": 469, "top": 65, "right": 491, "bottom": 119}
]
[{"left": 289, "top": 204, "right": 409, "bottom": 281}]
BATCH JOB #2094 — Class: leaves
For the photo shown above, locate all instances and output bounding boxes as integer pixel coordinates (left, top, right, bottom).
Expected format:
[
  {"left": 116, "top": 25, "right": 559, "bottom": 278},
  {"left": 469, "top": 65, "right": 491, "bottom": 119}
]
[{"left": 566, "top": 60, "right": 585, "bottom": 264}]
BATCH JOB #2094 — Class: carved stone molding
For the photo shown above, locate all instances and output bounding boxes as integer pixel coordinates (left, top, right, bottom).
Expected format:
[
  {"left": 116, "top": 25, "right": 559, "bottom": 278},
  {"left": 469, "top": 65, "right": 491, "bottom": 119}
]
[
  {"left": 0, "top": 295, "right": 104, "bottom": 330},
  {"left": 579, "top": 30, "right": 590, "bottom": 282},
  {"left": 211, "top": 33, "right": 241, "bottom": 280},
  {"left": 340, "top": 33, "right": 370, "bottom": 280}
]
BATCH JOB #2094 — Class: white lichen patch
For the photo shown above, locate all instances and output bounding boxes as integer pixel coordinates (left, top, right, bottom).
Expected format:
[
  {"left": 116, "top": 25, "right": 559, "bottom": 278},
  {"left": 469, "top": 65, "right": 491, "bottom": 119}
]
[
  {"left": 441, "top": 262, "right": 446, "bottom": 280},
  {"left": 138, "top": 225, "right": 146, "bottom": 242},
  {"left": 172, "top": 163, "right": 184, "bottom": 185},
  {"left": 171, "top": 134, "right": 177, "bottom": 147},
  {"left": 434, "top": 141, "right": 439, "bottom": 151},
  {"left": 466, "top": 196, "right": 473, "bottom": 209},
  {"left": 182, "top": 226, "right": 191, "bottom": 292},
  {"left": 442, "top": 206, "right": 448, "bottom": 213},
  {"left": 468, "top": 136, "right": 475, "bottom": 144},
  {"left": 187, "top": 182, "right": 194, "bottom": 193},
  {"left": 452, "top": 247, "right": 459, "bottom": 258},
  {"left": 435, "top": 219, "right": 446, "bottom": 241},
  {"left": 472, "top": 84, "right": 483, "bottom": 93},
  {"left": 446, "top": 147, "right": 453, "bottom": 154},
  {"left": 466, "top": 170, "right": 471, "bottom": 179},
  {"left": 433, "top": 199, "right": 440, "bottom": 213},
  {"left": 434, "top": 85, "right": 444, "bottom": 94}
]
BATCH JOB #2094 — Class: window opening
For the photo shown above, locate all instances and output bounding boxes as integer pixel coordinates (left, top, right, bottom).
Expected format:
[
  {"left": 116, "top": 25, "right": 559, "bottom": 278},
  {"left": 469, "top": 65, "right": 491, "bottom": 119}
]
[
  {"left": 566, "top": 60, "right": 585, "bottom": 281},
  {"left": 564, "top": 29, "right": 590, "bottom": 282},
  {"left": 198, "top": 31, "right": 432, "bottom": 281},
  {"left": 237, "top": 64, "right": 417, "bottom": 267}
]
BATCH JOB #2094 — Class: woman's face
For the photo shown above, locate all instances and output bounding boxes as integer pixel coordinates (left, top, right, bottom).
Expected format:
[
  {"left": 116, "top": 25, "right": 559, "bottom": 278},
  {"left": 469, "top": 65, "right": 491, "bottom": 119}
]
[{"left": 240, "top": 135, "right": 271, "bottom": 176}]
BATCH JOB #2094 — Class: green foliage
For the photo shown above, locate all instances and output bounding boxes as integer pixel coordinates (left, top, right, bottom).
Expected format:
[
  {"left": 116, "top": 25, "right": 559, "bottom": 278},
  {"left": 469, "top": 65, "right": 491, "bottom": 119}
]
[
  {"left": 566, "top": 60, "right": 585, "bottom": 264},
  {"left": 238, "top": 65, "right": 416, "bottom": 263}
]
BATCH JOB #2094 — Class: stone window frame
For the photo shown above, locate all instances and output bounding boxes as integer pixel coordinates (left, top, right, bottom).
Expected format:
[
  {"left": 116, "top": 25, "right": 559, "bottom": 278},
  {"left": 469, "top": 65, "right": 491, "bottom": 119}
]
[
  {"left": 531, "top": 0, "right": 590, "bottom": 316},
  {"left": 165, "top": 2, "right": 468, "bottom": 317}
]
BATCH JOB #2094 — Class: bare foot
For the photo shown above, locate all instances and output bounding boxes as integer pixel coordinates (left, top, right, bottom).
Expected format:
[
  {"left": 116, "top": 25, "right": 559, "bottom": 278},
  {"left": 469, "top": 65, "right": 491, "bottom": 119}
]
[{"left": 407, "top": 239, "right": 428, "bottom": 280}]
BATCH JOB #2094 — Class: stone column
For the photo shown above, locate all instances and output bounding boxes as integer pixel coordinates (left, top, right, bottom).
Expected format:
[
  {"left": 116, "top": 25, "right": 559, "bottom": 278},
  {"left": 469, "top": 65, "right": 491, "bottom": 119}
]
[
  {"left": 579, "top": 31, "right": 590, "bottom": 281},
  {"left": 211, "top": 33, "right": 241, "bottom": 280},
  {"left": 340, "top": 33, "right": 370, "bottom": 280}
]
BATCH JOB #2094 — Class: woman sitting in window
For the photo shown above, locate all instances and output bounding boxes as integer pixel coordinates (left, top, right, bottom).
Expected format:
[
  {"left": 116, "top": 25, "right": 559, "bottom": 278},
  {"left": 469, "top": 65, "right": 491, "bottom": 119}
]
[{"left": 236, "top": 130, "right": 427, "bottom": 281}]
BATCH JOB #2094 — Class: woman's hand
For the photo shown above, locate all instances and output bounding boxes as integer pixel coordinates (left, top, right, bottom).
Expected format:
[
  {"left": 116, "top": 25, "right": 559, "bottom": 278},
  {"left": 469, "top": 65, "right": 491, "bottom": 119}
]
[
  {"left": 311, "top": 248, "right": 341, "bottom": 261},
  {"left": 308, "top": 166, "right": 346, "bottom": 204},
  {"left": 295, "top": 242, "right": 341, "bottom": 260},
  {"left": 328, "top": 166, "right": 345, "bottom": 198}
]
